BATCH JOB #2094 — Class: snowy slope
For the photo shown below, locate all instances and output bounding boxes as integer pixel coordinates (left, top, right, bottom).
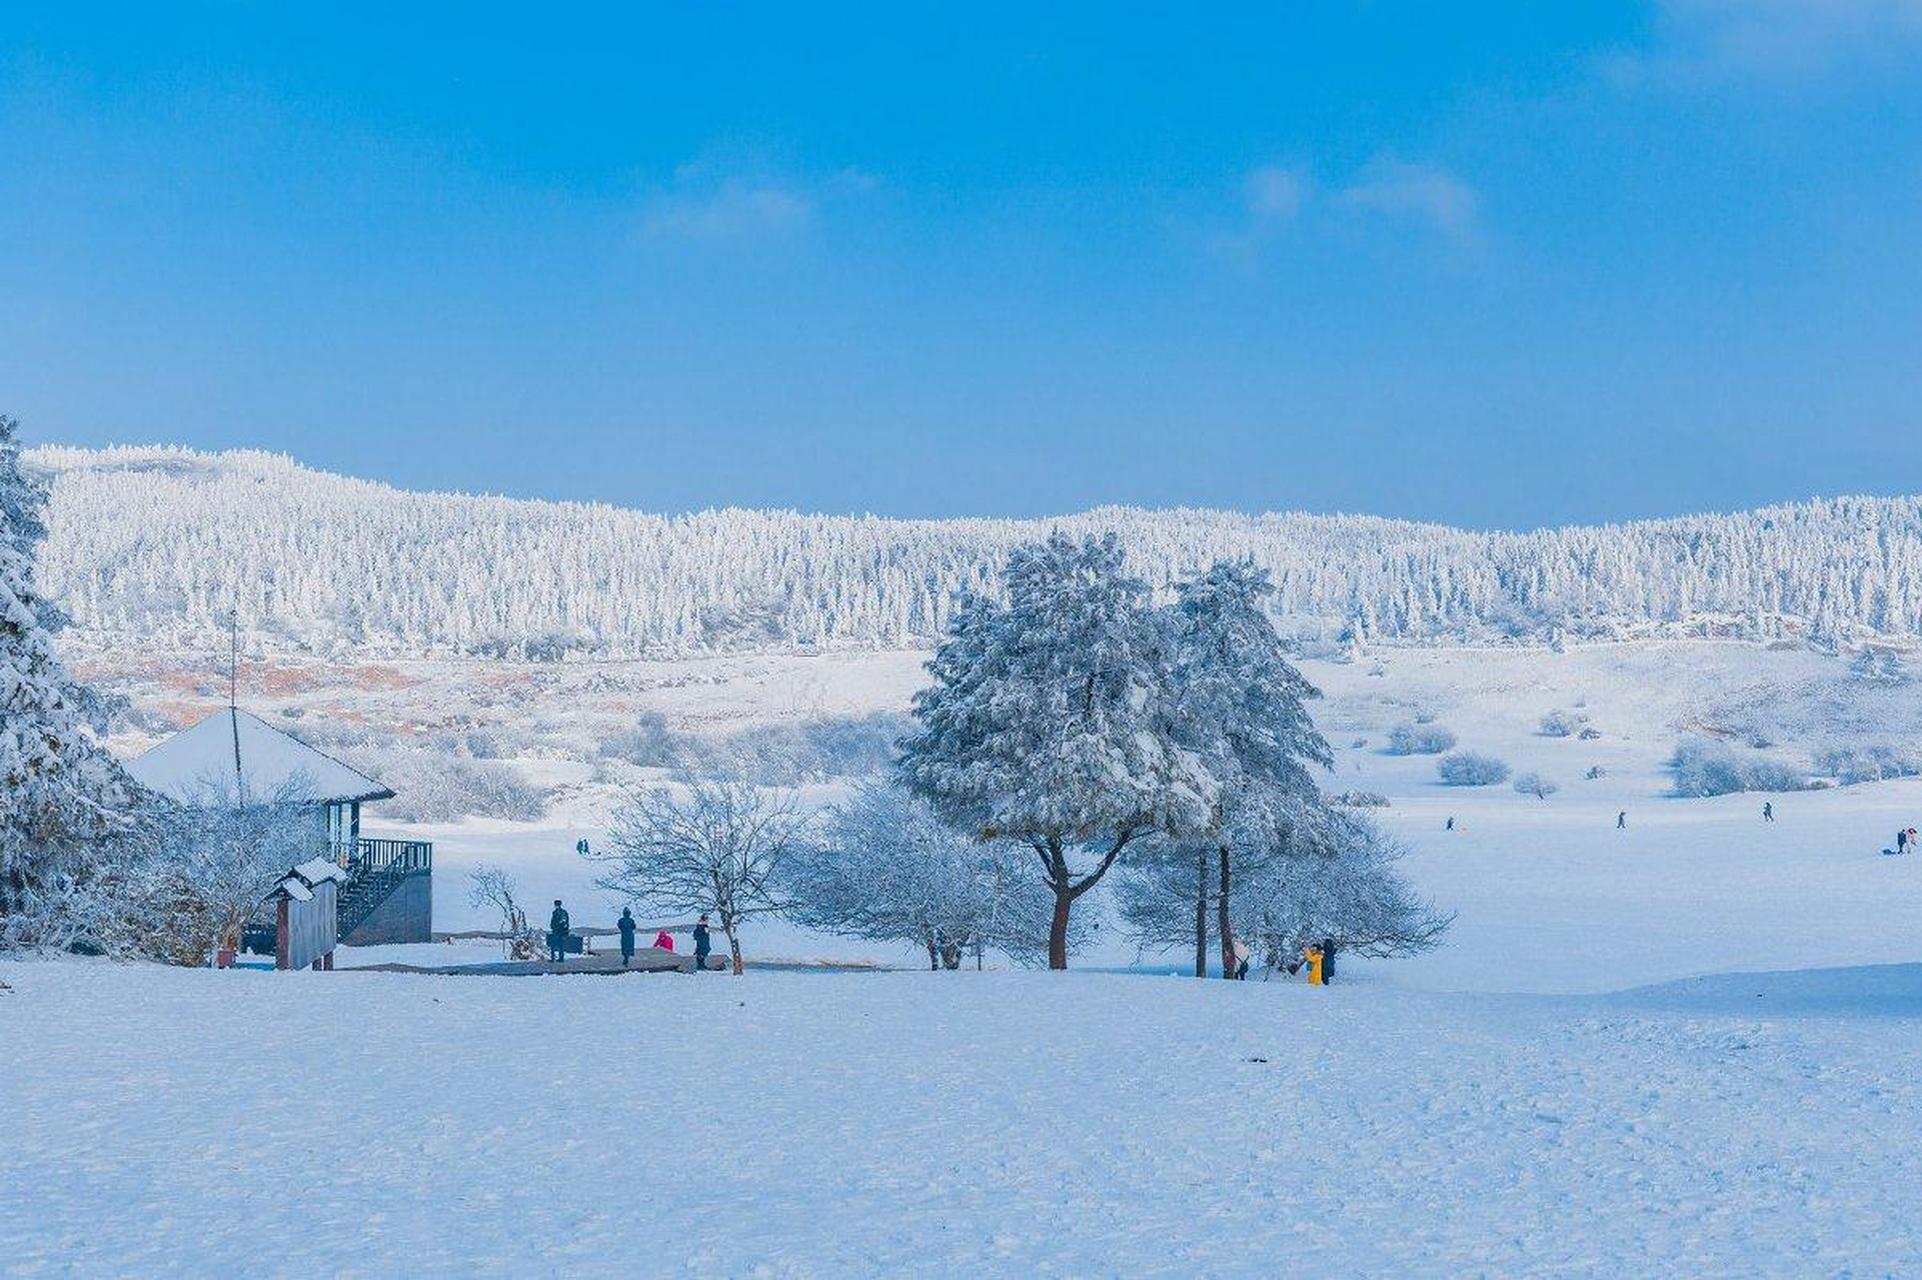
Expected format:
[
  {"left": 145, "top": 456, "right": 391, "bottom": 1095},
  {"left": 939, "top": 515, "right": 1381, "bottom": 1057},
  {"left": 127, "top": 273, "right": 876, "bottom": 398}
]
[
  {"left": 287, "top": 641, "right": 1913, "bottom": 990},
  {"left": 3, "top": 959, "right": 1918, "bottom": 1276}
]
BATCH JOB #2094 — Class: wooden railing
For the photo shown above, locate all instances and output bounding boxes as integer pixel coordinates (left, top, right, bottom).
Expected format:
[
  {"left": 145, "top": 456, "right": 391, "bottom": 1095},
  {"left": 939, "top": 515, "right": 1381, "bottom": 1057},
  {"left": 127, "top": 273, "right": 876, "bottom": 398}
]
[{"left": 350, "top": 837, "right": 433, "bottom": 877}]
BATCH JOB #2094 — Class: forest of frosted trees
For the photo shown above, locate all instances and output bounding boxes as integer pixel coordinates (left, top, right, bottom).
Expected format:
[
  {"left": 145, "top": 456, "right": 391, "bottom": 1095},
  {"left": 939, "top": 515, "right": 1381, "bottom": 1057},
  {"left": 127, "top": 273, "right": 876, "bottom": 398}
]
[{"left": 30, "top": 444, "right": 1922, "bottom": 659}]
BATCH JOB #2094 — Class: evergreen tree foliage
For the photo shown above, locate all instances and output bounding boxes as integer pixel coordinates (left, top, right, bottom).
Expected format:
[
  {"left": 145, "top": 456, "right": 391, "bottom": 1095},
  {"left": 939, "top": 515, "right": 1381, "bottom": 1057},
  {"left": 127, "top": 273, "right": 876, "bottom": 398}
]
[
  {"left": 0, "top": 417, "right": 142, "bottom": 947},
  {"left": 901, "top": 533, "right": 1213, "bottom": 969},
  {"left": 30, "top": 445, "right": 1922, "bottom": 658},
  {"left": 1160, "top": 559, "right": 1334, "bottom": 976}
]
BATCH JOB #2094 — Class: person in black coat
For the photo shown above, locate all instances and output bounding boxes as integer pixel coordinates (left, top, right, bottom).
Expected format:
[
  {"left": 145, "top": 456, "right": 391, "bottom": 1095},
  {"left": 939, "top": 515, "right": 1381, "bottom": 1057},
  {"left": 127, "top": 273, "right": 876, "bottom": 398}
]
[
  {"left": 693, "top": 913, "right": 712, "bottom": 972},
  {"left": 548, "top": 900, "right": 570, "bottom": 963},
  {"left": 617, "top": 907, "right": 637, "bottom": 966},
  {"left": 1320, "top": 937, "right": 1338, "bottom": 984}
]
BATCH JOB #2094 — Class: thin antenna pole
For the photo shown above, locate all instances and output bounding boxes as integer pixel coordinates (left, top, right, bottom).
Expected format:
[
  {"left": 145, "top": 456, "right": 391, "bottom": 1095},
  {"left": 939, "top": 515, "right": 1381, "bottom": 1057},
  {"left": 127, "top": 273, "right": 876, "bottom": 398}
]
[{"left": 229, "top": 607, "right": 244, "bottom": 788}]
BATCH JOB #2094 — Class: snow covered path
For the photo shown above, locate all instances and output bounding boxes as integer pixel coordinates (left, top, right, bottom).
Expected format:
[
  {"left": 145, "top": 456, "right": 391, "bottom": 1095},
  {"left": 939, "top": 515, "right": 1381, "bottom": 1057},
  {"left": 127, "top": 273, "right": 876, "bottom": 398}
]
[{"left": 5, "top": 961, "right": 1919, "bottom": 1276}]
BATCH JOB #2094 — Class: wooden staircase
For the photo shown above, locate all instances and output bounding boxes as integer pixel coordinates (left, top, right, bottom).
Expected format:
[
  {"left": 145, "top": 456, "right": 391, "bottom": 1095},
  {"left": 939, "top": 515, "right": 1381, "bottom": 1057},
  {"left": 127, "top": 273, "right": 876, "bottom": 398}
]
[{"left": 337, "top": 837, "right": 432, "bottom": 941}]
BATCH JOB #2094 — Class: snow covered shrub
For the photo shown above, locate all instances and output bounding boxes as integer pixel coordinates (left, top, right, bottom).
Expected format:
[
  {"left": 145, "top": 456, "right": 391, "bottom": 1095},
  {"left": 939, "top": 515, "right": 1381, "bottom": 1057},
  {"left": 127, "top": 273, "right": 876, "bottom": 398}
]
[
  {"left": 1234, "top": 809, "right": 1451, "bottom": 967},
  {"left": 713, "top": 713, "right": 914, "bottom": 785},
  {"left": 603, "top": 712, "right": 913, "bottom": 785},
  {"left": 1577, "top": 726, "right": 1602, "bottom": 741},
  {"left": 1437, "top": 752, "right": 1510, "bottom": 786},
  {"left": 1669, "top": 739, "right": 1811, "bottom": 797},
  {"left": 598, "top": 710, "right": 683, "bottom": 769},
  {"left": 1585, "top": 765, "right": 1607, "bottom": 780},
  {"left": 1329, "top": 790, "right": 1390, "bottom": 808},
  {"left": 1386, "top": 724, "right": 1457, "bottom": 755},
  {"left": 1538, "top": 710, "right": 1589, "bottom": 738},
  {"left": 1512, "top": 772, "right": 1559, "bottom": 799},
  {"left": 1741, "top": 758, "right": 1809, "bottom": 792},
  {"left": 786, "top": 780, "right": 1057, "bottom": 969},
  {"left": 351, "top": 752, "right": 548, "bottom": 823},
  {"left": 1670, "top": 741, "right": 1745, "bottom": 796},
  {"left": 1851, "top": 650, "right": 1908, "bottom": 683},
  {"left": 1815, "top": 746, "right": 1922, "bottom": 785}
]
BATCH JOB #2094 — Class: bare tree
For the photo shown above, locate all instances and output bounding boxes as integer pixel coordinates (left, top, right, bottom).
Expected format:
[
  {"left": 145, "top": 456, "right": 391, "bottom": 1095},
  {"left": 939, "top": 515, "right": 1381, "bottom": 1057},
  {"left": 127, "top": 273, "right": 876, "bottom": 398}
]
[
  {"left": 467, "top": 864, "right": 538, "bottom": 960},
  {"left": 588, "top": 773, "right": 807, "bottom": 974},
  {"left": 135, "top": 775, "right": 321, "bottom": 965},
  {"left": 1235, "top": 810, "right": 1452, "bottom": 969}
]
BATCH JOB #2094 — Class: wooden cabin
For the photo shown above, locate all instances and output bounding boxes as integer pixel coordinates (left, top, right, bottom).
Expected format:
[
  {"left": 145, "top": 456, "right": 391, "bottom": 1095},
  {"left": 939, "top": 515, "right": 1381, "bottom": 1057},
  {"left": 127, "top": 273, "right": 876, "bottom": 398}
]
[{"left": 124, "top": 709, "right": 434, "bottom": 946}]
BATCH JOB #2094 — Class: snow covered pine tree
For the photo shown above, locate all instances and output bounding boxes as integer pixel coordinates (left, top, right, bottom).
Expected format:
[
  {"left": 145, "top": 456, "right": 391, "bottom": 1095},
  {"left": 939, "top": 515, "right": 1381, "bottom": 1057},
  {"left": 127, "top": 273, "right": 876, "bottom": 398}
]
[
  {"left": 1144, "top": 559, "right": 1334, "bottom": 977},
  {"left": 901, "top": 533, "right": 1215, "bottom": 970},
  {"left": 0, "top": 415, "right": 142, "bottom": 948}
]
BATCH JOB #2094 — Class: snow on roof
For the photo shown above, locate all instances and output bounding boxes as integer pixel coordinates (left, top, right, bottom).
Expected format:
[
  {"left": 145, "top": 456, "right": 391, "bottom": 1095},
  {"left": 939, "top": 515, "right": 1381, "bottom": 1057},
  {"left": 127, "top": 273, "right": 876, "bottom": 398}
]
[
  {"left": 273, "top": 857, "right": 349, "bottom": 901},
  {"left": 124, "top": 709, "right": 395, "bottom": 806},
  {"left": 291, "top": 857, "right": 347, "bottom": 885},
  {"left": 275, "top": 877, "right": 315, "bottom": 903}
]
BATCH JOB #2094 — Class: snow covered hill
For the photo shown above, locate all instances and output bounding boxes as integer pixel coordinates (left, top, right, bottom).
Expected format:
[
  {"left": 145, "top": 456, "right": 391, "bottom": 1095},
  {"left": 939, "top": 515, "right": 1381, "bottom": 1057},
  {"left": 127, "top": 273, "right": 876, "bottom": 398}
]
[{"left": 31, "top": 443, "right": 1922, "bottom": 658}]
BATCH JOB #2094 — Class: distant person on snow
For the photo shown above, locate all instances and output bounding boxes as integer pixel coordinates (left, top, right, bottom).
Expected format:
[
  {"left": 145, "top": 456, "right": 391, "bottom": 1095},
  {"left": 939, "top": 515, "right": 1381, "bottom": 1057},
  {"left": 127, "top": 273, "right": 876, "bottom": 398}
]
[
  {"left": 547, "top": 900, "right": 570, "bottom": 963},
  {"left": 1231, "top": 936, "right": 1251, "bottom": 981},
  {"left": 1900, "top": 830, "right": 1910, "bottom": 856},
  {"left": 1617, "top": 811, "right": 1627, "bottom": 830},
  {"left": 1445, "top": 816, "right": 1455, "bottom": 832},
  {"left": 1763, "top": 802, "right": 1774, "bottom": 823},
  {"left": 693, "top": 914, "right": 713, "bottom": 971},
  {"left": 653, "top": 929, "right": 675, "bottom": 952},
  {"left": 617, "top": 907, "right": 637, "bottom": 966}
]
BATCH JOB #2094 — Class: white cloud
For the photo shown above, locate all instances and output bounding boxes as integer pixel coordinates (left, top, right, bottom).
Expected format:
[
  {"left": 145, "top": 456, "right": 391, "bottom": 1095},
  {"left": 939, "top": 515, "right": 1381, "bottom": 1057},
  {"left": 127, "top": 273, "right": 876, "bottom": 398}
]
[
  {"left": 640, "top": 177, "right": 814, "bottom": 241},
  {"left": 1333, "top": 160, "right": 1479, "bottom": 236},
  {"left": 1213, "top": 157, "right": 1480, "bottom": 261},
  {"left": 1615, "top": 0, "right": 1922, "bottom": 83},
  {"left": 1245, "top": 165, "right": 1307, "bottom": 223},
  {"left": 635, "top": 157, "right": 876, "bottom": 245}
]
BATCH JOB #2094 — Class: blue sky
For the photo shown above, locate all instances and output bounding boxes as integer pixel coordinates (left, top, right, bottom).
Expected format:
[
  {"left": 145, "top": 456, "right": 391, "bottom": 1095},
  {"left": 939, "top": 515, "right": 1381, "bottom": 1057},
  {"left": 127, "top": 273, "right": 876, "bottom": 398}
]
[{"left": 3, "top": 2, "right": 1920, "bottom": 529}]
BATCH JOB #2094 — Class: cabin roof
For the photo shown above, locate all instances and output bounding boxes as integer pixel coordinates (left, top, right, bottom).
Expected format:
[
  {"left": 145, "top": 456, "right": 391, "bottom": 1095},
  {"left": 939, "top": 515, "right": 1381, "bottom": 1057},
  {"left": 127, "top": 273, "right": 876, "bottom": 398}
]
[{"left": 124, "top": 709, "right": 396, "bottom": 806}]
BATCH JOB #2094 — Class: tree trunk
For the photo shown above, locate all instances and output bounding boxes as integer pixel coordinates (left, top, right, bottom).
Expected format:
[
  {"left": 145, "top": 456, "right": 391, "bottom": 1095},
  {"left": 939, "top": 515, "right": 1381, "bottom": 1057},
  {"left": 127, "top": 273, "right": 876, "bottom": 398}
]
[
  {"left": 1194, "top": 844, "right": 1209, "bottom": 978},
  {"left": 1048, "top": 887, "right": 1072, "bottom": 970},
  {"left": 1043, "top": 831, "right": 1133, "bottom": 971},
  {"left": 926, "top": 936, "right": 940, "bottom": 971},
  {"left": 1218, "top": 845, "right": 1235, "bottom": 979},
  {"left": 724, "top": 921, "right": 744, "bottom": 975}
]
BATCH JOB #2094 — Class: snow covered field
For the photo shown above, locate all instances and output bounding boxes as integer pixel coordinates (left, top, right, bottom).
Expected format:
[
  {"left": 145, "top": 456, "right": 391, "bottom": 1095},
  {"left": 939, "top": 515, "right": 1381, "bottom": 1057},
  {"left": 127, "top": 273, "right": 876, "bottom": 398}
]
[
  {"left": 9, "top": 640, "right": 1922, "bottom": 1274},
  {"left": 5, "top": 958, "right": 1920, "bottom": 1276}
]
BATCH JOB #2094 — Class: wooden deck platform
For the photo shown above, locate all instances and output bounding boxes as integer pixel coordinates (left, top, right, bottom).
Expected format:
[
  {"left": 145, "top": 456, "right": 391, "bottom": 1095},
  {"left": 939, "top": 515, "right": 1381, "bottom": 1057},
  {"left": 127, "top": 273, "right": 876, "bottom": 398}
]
[{"left": 350, "top": 946, "right": 725, "bottom": 977}]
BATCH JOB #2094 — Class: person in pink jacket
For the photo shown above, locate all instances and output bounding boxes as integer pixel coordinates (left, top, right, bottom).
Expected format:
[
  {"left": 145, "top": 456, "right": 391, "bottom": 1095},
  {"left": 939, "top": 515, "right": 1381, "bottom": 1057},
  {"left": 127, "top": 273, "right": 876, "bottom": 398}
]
[{"left": 653, "top": 929, "right": 675, "bottom": 952}]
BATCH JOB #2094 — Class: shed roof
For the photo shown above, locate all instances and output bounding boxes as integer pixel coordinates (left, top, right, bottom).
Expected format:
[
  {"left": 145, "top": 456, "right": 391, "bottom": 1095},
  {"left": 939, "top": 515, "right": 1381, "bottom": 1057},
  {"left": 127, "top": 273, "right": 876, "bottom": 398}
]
[
  {"left": 273, "top": 857, "right": 350, "bottom": 902},
  {"left": 124, "top": 709, "right": 395, "bottom": 806}
]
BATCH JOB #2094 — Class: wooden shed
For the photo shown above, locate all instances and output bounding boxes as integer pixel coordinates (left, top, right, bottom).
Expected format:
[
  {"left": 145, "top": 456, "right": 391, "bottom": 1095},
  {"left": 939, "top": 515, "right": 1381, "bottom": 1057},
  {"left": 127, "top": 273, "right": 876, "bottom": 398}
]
[{"left": 271, "top": 858, "right": 348, "bottom": 971}]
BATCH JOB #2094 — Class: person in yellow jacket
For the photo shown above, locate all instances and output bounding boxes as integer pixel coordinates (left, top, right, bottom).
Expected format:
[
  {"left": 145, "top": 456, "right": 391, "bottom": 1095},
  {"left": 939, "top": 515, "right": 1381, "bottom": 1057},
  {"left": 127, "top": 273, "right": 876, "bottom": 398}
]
[{"left": 1303, "top": 943, "right": 1324, "bottom": 986}]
